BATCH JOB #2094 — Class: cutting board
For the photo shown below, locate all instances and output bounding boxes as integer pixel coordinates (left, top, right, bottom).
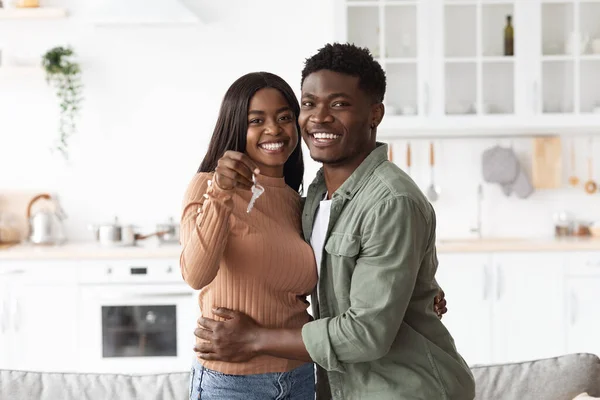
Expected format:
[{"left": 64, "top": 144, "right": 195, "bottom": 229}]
[{"left": 532, "top": 137, "right": 562, "bottom": 189}]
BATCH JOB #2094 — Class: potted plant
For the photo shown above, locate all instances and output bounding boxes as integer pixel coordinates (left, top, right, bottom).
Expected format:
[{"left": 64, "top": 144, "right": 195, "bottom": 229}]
[{"left": 41, "top": 46, "right": 83, "bottom": 160}]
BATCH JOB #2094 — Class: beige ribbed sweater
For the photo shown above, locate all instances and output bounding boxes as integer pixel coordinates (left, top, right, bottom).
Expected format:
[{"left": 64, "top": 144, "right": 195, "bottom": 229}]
[{"left": 180, "top": 172, "right": 317, "bottom": 375}]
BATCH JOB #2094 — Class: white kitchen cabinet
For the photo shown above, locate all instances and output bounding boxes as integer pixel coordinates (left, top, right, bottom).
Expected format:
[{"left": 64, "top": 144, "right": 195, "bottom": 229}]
[
  {"left": 565, "top": 278, "right": 600, "bottom": 357},
  {"left": 12, "top": 283, "right": 79, "bottom": 372},
  {"left": 0, "top": 261, "right": 81, "bottom": 372},
  {"left": 0, "top": 265, "right": 28, "bottom": 370},
  {"left": 336, "top": 0, "right": 600, "bottom": 135},
  {"left": 491, "top": 252, "right": 566, "bottom": 363},
  {"left": 435, "top": 252, "right": 493, "bottom": 365},
  {"left": 436, "top": 251, "right": 567, "bottom": 365}
]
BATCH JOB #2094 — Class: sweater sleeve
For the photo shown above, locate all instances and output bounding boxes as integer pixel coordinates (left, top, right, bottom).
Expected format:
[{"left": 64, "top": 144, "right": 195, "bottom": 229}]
[{"left": 179, "top": 173, "right": 234, "bottom": 290}]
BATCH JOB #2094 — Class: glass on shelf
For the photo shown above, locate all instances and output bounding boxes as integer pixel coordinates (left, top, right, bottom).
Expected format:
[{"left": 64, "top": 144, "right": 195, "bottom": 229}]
[
  {"left": 580, "top": 2, "right": 600, "bottom": 56},
  {"left": 482, "top": 62, "right": 514, "bottom": 114},
  {"left": 384, "top": 5, "right": 417, "bottom": 59},
  {"left": 541, "top": 3, "right": 574, "bottom": 56},
  {"left": 542, "top": 61, "right": 574, "bottom": 114},
  {"left": 445, "top": 5, "right": 476, "bottom": 58},
  {"left": 445, "top": 62, "right": 476, "bottom": 115},
  {"left": 386, "top": 63, "right": 418, "bottom": 117},
  {"left": 580, "top": 60, "right": 600, "bottom": 114},
  {"left": 347, "top": 6, "right": 380, "bottom": 58},
  {"left": 481, "top": 4, "right": 515, "bottom": 58}
]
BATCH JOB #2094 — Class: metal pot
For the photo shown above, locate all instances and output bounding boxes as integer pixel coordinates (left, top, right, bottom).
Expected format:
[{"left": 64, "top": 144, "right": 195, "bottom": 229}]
[
  {"left": 89, "top": 217, "right": 156, "bottom": 247},
  {"left": 156, "top": 217, "right": 179, "bottom": 244}
]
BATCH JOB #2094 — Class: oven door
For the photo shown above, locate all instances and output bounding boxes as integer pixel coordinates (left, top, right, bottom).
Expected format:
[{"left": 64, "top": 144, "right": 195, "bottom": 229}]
[{"left": 78, "top": 283, "right": 198, "bottom": 374}]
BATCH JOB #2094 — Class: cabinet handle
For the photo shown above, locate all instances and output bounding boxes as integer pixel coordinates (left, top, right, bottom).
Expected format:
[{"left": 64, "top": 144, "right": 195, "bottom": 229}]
[
  {"left": 12, "top": 298, "right": 21, "bottom": 333},
  {"left": 424, "top": 82, "right": 430, "bottom": 116},
  {"left": 483, "top": 264, "right": 490, "bottom": 300},
  {"left": 496, "top": 265, "right": 503, "bottom": 300},
  {"left": 584, "top": 260, "right": 600, "bottom": 267},
  {"left": 531, "top": 81, "right": 539, "bottom": 114},
  {"left": 570, "top": 290, "right": 578, "bottom": 326},
  {"left": 0, "top": 269, "right": 25, "bottom": 276}
]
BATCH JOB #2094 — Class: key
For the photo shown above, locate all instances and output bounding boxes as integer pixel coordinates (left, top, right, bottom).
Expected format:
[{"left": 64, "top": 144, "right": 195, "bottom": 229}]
[{"left": 246, "top": 175, "right": 265, "bottom": 213}]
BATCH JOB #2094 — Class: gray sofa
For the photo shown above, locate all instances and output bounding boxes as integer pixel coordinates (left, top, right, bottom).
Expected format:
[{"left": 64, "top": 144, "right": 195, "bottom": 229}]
[{"left": 1, "top": 353, "right": 599, "bottom": 399}]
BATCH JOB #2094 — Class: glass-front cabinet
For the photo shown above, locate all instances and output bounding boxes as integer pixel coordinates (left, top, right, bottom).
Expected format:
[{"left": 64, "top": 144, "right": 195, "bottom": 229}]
[
  {"left": 536, "top": 0, "right": 600, "bottom": 116},
  {"left": 344, "top": 0, "right": 428, "bottom": 121},
  {"left": 337, "top": 0, "right": 600, "bottom": 134}
]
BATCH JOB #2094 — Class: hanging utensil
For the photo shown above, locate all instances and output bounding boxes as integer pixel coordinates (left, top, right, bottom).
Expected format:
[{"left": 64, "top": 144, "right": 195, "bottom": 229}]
[
  {"left": 406, "top": 142, "right": 412, "bottom": 175},
  {"left": 568, "top": 138, "right": 579, "bottom": 187},
  {"left": 584, "top": 137, "right": 597, "bottom": 194},
  {"left": 426, "top": 141, "right": 441, "bottom": 202},
  {"left": 388, "top": 142, "right": 394, "bottom": 162}
]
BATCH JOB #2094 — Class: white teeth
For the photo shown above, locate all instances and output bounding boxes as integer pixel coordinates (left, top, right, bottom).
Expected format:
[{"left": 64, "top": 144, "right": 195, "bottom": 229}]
[
  {"left": 312, "top": 132, "right": 339, "bottom": 140},
  {"left": 260, "top": 142, "right": 284, "bottom": 150}
]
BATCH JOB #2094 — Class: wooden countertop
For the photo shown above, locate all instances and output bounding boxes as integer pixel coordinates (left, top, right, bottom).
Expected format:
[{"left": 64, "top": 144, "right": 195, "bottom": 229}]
[{"left": 1, "top": 237, "right": 599, "bottom": 261}]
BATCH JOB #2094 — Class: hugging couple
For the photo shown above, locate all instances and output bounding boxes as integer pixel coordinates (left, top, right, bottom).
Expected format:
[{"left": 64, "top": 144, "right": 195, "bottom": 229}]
[{"left": 180, "top": 42, "right": 476, "bottom": 400}]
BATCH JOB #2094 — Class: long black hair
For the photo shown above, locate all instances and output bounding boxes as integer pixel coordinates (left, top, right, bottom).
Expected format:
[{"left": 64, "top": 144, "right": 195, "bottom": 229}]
[{"left": 198, "top": 72, "right": 304, "bottom": 193}]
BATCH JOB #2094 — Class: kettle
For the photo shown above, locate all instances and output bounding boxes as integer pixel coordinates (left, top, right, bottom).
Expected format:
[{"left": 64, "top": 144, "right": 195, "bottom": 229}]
[{"left": 26, "top": 193, "right": 67, "bottom": 245}]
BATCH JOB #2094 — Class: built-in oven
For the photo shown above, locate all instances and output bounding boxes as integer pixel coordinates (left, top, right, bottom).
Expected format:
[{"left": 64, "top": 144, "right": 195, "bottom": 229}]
[{"left": 78, "top": 259, "right": 198, "bottom": 374}]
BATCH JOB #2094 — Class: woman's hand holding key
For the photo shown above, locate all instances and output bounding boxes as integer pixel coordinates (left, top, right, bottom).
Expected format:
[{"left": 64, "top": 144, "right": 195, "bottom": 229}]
[{"left": 214, "top": 151, "right": 260, "bottom": 191}]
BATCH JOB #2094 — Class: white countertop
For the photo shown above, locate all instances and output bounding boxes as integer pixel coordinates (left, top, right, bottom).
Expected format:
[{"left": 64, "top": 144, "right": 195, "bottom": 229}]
[
  {"left": 1, "top": 237, "right": 600, "bottom": 261},
  {"left": 0, "top": 241, "right": 182, "bottom": 260}
]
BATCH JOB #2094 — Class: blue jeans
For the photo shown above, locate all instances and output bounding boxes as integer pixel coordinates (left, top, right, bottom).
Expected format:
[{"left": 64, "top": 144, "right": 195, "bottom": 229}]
[{"left": 189, "top": 359, "right": 315, "bottom": 400}]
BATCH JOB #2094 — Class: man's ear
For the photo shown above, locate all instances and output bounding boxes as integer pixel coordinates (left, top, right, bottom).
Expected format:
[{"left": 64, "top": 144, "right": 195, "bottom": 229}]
[{"left": 371, "top": 103, "right": 385, "bottom": 128}]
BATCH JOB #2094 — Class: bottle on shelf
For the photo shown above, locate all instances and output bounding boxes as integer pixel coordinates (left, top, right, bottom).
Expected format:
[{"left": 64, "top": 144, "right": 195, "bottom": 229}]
[{"left": 504, "top": 14, "right": 514, "bottom": 56}]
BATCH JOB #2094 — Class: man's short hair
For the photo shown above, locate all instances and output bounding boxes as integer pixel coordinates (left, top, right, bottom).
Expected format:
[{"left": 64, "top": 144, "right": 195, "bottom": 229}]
[{"left": 301, "top": 42, "right": 386, "bottom": 104}]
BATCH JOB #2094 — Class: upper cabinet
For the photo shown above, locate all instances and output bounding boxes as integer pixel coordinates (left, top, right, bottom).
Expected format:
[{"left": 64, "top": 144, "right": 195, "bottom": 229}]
[{"left": 336, "top": 0, "right": 600, "bottom": 136}]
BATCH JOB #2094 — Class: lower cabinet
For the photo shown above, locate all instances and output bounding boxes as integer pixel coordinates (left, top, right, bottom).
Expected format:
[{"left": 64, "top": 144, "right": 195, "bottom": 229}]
[{"left": 436, "top": 251, "right": 570, "bottom": 365}]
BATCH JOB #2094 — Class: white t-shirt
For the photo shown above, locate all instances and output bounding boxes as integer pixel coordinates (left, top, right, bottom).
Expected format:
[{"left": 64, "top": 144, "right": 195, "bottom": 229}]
[{"left": 310, "top": 193, "right": 332, "bottom": 279}]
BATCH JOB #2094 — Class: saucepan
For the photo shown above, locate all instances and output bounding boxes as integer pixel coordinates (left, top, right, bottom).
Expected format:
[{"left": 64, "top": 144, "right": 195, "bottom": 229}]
[
  {"left": 88, "top": 217, "right": 169, "bottom": 247},
  {"left": 155, "top": 217, "right": 180, "bottom": 244}
]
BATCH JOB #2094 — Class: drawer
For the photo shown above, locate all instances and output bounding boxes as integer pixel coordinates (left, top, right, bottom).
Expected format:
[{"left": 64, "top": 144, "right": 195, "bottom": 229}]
[
  {"left": 565, "top": 252, "right": 600, "bottom": 276},
  {"left": 78, "top": 259, "right": 182, "bottom": 284}
]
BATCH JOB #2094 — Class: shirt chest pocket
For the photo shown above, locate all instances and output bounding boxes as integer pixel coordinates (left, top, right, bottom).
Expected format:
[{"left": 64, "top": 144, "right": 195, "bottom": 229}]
[{"left": 324, "top": 233, "right": 361, "bottom": 303}]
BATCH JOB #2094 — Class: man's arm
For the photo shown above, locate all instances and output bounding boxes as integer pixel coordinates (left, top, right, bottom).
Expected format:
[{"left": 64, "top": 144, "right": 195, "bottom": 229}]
[{"left": 195, "top": 196, "right": 430, "bottom": 371}]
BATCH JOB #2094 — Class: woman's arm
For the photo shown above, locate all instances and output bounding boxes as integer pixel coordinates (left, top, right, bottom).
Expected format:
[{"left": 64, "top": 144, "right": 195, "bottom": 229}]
[{"left": 179, "top": 173, "right": 234, "bottom": 290}]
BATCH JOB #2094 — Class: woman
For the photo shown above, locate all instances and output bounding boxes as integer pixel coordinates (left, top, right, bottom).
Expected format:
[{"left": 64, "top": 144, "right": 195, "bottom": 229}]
[
  {"left": 180, "top": 72, "right": 447, "bottom": 399},
  {"left": 181, "top": 72, "right": 316, "bottom": 400}
]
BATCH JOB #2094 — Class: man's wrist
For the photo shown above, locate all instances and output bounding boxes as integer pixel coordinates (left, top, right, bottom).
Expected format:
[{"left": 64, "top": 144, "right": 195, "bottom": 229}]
[{"left": 252, "top": 326, "right": 270, "bottom": 355}]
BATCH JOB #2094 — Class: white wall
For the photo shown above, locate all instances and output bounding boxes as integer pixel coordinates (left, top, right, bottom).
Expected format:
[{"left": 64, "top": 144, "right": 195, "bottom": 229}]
[
  {"left": 0, "top": 0, "right": 333, "bottom": 240},
  {"left": 0, "top": 0, "right": 598, "bottom": 241}
]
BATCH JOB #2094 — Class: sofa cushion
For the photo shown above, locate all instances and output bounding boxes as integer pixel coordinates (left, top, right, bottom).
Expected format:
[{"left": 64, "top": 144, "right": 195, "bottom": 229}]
[
  {"left": 471, "top": 353, "right": 600, "bottom": 400},
  {"left": 0, "top": 369, "right": 190, "bottom": 400}
]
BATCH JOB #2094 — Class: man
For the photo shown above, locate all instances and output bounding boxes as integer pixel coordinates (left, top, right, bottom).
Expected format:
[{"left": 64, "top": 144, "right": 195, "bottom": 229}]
[{"left": 194, "top": 43, "right": 475, "bottom": 399}]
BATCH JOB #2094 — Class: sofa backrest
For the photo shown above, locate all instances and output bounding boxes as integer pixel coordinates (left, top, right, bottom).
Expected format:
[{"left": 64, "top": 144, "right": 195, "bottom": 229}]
[
  {"left": 471, "top": 353, "right": 600, "bottom": 400},
  {"left": 0, "top": 369, "right": 190, "bottom": 400}
]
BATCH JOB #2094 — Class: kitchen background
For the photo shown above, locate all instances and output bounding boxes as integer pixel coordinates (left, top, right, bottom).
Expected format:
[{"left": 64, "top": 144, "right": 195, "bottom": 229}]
[
  {"left": 0, "top": 0, "right": 598, "bottom": 240},
  {"left": 1, "top": 0, "right": 600, "bottom": 379}
]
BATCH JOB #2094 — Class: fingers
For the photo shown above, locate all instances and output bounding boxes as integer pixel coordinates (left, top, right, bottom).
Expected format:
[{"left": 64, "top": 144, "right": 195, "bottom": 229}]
[
  {"left": 193, "top": 341, "right": 214, "bottom": 354},
  {"left": 197, "top": 316, "right": 218, "bottom": 331},
  {"left": 215, "top": 151, "right": 260, "bottom": 190},
  {"left": 194, "top": 327, "right": 213, "bottom": 341},
  {"left": 224, "top": 151, "right": 260, "bottom": 176},
  {"left": 212, "top": 307, "right": 236, "bottom": 320}
]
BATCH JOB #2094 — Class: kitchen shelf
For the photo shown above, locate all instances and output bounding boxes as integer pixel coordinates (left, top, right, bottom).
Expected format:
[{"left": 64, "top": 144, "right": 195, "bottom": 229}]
[
  {"left": 384, "top": 57, "right": 418, "bottom": 64},
  {"left": 445, "top": 57, "right": 478, "bottom": 63},
  {"left": 0, "top": 66, "right": 43, "bottom": 79},
  {"left": 0, "top": 7, "right": 67, "bottom": 19},
  {"left": 347, "top": 1, "right": 417, "bottom": 6},
  {"left": 377, "top": 114, "right": 600, "bottom": 138}
]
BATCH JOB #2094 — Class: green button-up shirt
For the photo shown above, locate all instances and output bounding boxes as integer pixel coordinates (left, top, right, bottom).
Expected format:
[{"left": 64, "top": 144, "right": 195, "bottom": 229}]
[{"left": 301, "top": 143, "right": 475, "bottom": 400}]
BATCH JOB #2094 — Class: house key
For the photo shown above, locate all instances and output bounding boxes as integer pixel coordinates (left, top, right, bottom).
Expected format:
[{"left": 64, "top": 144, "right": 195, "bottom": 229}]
[{"left": 246, "top": 175, "right": 265, "bottom": 213}]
